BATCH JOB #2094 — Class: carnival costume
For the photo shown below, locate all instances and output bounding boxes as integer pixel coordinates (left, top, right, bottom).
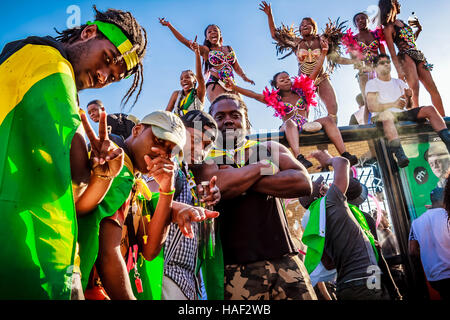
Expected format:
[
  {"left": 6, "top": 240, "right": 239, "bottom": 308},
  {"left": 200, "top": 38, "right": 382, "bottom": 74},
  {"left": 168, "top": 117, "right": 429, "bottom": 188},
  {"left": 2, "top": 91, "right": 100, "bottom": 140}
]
[
  {"left": 263, "top": 74, "right": 318, "bottom": 132},
  {"left": 272, "top": 20, "right": 346, "bottom": 87},
  {"left": 341, "top": 26, "right": 385, "bottom": 80},
  {"left": 393, "top": 21, "right": 433, "bottom": 71},
  {"left": 205, "top": 46, "right": 236, "bottom": 91}
]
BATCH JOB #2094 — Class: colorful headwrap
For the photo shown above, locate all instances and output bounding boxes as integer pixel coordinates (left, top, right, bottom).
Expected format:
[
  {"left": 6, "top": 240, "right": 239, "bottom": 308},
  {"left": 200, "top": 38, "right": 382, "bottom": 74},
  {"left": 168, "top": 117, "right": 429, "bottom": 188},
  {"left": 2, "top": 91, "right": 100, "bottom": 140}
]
[{"left": 87, "top": 20, "right": 139, "bottom": 72}]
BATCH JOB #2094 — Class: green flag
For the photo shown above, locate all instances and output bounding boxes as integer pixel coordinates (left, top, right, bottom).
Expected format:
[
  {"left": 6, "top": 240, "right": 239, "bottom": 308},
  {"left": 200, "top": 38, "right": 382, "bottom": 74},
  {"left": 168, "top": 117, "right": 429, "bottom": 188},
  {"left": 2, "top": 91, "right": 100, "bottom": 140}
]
[{"left": 0, "top": 41, "right": 80, "bottom": 299}]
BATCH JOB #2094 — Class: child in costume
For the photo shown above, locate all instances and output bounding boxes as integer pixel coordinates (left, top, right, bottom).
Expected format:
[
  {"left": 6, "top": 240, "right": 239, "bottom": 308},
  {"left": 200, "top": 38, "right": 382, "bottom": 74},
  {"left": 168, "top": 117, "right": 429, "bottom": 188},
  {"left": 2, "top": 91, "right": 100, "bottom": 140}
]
[
  {"left": 225, "top": 72, "right": 357, "bottom": 169},
  {"left": 166, "top": 40, "right": 206, "bottom": 117},
  {"left": 260, "top": 1, "right": 354, "bottom": 122}
]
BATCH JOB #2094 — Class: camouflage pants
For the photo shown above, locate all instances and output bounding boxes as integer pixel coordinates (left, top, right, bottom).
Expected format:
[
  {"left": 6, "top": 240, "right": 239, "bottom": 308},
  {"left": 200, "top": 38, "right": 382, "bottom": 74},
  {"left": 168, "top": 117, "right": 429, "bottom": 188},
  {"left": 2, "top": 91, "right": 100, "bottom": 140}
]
[{"left": 224, "top": 254, "right": 317, "bottom": 300}]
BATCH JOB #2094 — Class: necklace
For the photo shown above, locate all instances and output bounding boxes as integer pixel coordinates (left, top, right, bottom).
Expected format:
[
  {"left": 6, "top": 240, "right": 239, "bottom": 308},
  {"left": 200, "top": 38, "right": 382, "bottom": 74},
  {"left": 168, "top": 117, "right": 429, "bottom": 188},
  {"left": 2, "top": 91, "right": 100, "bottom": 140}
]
[{"left": 303, "top": 35, "right": 316, "bottom": 49}]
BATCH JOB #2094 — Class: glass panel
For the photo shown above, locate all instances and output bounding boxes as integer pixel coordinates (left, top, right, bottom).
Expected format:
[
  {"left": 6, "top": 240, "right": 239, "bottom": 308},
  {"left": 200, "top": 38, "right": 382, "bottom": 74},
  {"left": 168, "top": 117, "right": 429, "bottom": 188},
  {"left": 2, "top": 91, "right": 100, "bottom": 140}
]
[
  {"left": 399, "top": 133, "right": 449, "bottom": 220},
  {"left": 285, "top": 140, "right": 401, "bottom": 258}
]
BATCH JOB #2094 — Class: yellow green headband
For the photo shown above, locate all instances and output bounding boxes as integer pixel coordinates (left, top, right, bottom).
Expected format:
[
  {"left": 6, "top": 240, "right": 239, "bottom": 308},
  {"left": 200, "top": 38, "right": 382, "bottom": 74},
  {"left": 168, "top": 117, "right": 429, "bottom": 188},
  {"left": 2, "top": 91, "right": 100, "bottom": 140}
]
[{"left": 86, "top": 20, "right": 139, "bottom": 72}]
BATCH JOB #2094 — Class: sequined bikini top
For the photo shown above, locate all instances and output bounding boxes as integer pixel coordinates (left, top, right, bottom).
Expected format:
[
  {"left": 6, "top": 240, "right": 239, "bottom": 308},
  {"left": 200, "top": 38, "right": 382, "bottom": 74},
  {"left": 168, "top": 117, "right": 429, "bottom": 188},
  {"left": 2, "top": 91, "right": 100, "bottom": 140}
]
[
  {"left": 394, "top": 21, "right": 416, "bottom": 49},
  {"left": 208, "top": 48, "right": 236, "bottom": 80},
  {"left": 283, "top": 96, "right": 308, "bottom": 113}
]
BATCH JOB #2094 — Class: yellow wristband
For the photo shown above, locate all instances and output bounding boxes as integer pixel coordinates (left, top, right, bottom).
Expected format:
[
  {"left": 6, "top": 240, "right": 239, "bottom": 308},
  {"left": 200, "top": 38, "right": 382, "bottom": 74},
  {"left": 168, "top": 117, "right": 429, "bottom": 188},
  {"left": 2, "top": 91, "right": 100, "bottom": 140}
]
[{"left": 159, "top": 188, "right": 175, "bottom": 196}]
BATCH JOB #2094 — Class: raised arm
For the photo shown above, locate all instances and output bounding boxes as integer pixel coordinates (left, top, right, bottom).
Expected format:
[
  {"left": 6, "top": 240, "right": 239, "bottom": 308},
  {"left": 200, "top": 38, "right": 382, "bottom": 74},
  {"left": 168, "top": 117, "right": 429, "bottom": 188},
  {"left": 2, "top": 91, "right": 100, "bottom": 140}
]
[
  {"left": 410, "top": 19, "right": 422, "bottom": 41},
  {"left": 159, "top": 18, "right": 209, "bottom": 57},
  {"left": 250, "top": 141, "right": 312, "bottom": 198},
  {"left": 191, "top": 40, "right": 206, "bottom": 103},
  {"left": 195, "top": 160, "right": 272, "bottom": 200},
  {"left": 310, "top": 150, "right": 350, "bottom": 195},
  {"left": 259, "top": 1, "right": 278, "bottom": 41}
]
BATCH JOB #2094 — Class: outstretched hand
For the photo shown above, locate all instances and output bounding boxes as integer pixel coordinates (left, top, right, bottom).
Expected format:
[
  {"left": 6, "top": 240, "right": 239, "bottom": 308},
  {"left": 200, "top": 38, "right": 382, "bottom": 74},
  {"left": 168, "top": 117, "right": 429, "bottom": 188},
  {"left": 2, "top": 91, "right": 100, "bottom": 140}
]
[
  {"left": 243, "top": 75, "right": 256, "bottom": 85},
  {"left": 259, "top": 1, "right": 272, "bottom": 16},
  {"left": 172, "top": 202, "right": 220, "bottom": 238},
  {"left": 158, "top": 17, "right": 171, "bottom": 27},
  {"left": 189, "top": 36, "right": 200, "bottom": 54},
  {"left": 80, "top": 109, "right": 124, "bottom": 179}
]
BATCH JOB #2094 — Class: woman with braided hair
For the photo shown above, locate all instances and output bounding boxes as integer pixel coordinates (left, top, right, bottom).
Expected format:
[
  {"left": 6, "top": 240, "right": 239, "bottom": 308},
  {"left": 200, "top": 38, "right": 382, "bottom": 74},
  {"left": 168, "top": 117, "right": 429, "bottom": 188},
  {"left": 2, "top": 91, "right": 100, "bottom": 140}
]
[
  {"left": 260, "top": 1, "right": 353, "bottom": 123},
  {"left": 159, "top": 18, "right": 255, "bottom": 103},
  {"left": 378, "top": 0, "right": 445, "bottom": 117}
]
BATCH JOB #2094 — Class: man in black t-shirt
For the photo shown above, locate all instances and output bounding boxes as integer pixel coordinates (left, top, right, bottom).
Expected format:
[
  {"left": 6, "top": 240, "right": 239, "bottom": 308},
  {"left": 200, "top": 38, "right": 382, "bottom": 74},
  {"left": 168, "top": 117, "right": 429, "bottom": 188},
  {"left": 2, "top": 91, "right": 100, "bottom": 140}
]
[
  {"left": 299, "top": 150, "right": 388, "bottom": 300},
  {"left": 197, "top": 93, "right": 316, "bottom": 300}
]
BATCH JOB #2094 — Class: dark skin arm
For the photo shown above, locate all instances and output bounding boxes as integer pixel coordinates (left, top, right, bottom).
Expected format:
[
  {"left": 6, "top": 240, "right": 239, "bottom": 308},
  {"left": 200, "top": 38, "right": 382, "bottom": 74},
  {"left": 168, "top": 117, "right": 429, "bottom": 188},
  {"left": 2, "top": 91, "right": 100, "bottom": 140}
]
[
  {"left": 409, "top": 239, "right": 420, "bottom": 258},
  {"left": 191, "top": 40, "right": 206, "bottom": 103},
  {"left": 165, "top": 90, "right": 179, "bottom": 112},
  {"left": 225, "top": 79, "right": 266, "bottom": 104},
  {"left": 159, "top": 18, "right": 209, "bottom": 57},
  {"left": 72, "top": 110, "right": 124, "bottom": 215},
  {"left": 250, "top": 141, "right": 312, "bottom": 198},
  {"left": 228, "top": 46, "right": 255, "bottom": 85},
  {"left": 196, "top": 160, "right": 271, "bottom": 200},
  {"left": 310, "top": 150, "right": 350, "bottom": 195},
  {"left": 259, "top": 1, "right": 279, "bottom": 41},
  {"left": 309, "top": 37, "right": 329, "bottom": 81}
]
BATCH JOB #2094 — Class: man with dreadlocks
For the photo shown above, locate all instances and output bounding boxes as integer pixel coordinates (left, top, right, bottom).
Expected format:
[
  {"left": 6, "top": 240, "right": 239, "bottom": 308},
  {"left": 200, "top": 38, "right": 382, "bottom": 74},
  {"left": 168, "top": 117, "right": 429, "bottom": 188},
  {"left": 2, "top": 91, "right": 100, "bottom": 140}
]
[
  {"left": 194, "top": 93, "right": 317, "bottom": 300},
  {"left": 0, "top": 6, "right": 147, "bottom": 299}
]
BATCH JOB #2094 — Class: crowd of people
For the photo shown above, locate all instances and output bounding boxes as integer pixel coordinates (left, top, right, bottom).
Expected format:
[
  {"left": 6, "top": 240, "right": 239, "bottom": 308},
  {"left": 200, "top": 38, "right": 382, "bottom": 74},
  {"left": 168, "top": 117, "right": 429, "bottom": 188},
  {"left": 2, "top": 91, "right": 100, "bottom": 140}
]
[{"left": 0, "top": 0, "right": 449, "bottom": 301}]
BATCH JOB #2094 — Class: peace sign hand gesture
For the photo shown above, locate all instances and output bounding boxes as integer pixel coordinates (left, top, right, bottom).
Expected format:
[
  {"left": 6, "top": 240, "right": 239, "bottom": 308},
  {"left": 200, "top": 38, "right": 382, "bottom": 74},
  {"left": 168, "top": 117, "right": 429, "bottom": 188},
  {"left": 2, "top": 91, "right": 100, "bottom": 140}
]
[{"left": 80, "top": 109, "right": 124, "bottom": 179}]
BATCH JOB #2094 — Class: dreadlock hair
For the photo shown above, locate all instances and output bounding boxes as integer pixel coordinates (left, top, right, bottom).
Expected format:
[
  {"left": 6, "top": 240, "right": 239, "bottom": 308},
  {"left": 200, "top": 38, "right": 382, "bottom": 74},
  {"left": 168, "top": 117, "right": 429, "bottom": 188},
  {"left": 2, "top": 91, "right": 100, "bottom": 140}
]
[
  {"left": 378, "top": 0, "right": 398, "bottom": 26},
  {"left": 353, "top": 12, "right": 369, "bottom": 27},
  {"left": 55, "top": 5, "right": 148, "bottom": 111},
  {"left": 202, "top": 24, "right": 222, "bottom": 73},
  {"left": 208, "top": 93, "right": 252, "bottom": 130}
]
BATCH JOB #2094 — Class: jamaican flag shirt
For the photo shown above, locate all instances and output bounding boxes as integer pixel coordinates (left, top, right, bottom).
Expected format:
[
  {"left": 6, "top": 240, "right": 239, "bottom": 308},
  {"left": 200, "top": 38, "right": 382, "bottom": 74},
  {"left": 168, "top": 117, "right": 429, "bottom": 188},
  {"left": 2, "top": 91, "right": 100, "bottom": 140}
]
[{"left": 0, "top": 36, "right": 80, "bottom": 299}]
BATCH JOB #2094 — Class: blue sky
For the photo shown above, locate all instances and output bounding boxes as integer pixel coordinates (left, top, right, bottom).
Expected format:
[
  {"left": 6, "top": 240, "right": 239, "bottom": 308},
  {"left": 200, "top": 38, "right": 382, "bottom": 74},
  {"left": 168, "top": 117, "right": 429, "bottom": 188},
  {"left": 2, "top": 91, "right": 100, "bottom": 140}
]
[{"left": 1, "top": 0, "right": 449, "bottom": 132}]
